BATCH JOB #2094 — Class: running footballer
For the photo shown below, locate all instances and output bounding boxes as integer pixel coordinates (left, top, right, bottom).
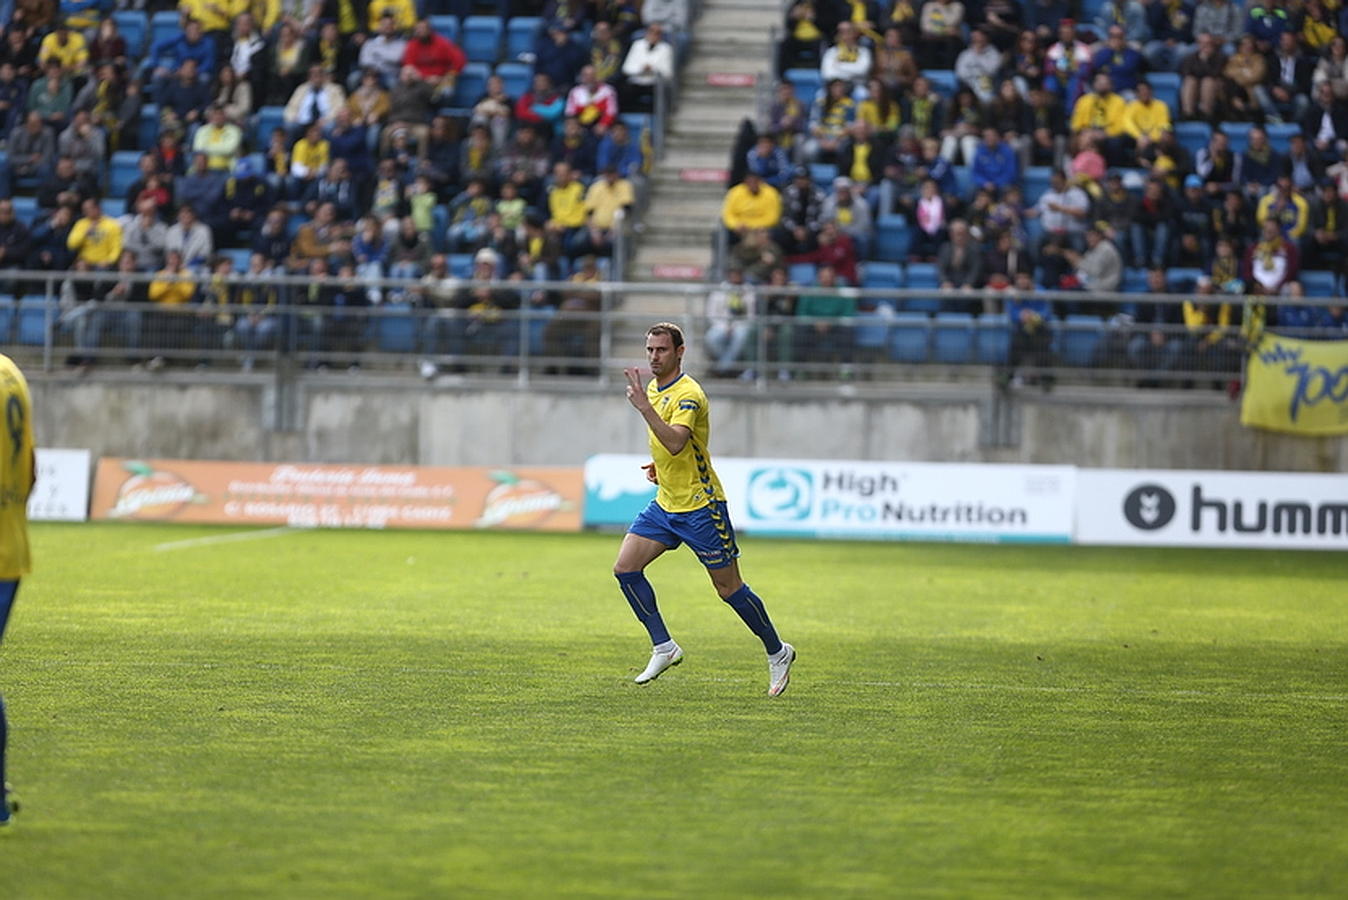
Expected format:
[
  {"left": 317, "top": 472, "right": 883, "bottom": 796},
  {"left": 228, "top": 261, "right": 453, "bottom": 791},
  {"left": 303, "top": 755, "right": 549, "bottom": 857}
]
[{"left": 613, "top": 323, "right": 796, "bottom": 696}]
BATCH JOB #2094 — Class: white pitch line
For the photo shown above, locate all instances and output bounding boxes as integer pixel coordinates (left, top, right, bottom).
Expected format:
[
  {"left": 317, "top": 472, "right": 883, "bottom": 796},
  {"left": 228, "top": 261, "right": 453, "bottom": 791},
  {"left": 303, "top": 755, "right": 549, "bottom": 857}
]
[{"left": 153, "top": 527, "right": 296, "bottom": 553}]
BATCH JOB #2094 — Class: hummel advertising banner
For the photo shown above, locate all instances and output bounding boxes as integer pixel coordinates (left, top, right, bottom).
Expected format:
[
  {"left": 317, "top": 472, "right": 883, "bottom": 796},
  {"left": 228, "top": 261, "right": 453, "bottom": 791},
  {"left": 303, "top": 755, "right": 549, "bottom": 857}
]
[
  {"left": 1076, "top": 468, "right": 1348, "bottom": 550},
  {"left": 584, "top": 455, "right": 1077, "bottom": 543}
]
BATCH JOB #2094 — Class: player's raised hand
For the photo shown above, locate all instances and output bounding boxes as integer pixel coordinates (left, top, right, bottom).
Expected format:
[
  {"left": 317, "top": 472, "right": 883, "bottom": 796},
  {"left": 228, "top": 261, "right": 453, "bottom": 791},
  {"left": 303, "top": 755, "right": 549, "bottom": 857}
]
[{"left": 624, "top": 367, "right": 649, "bottom": 410}]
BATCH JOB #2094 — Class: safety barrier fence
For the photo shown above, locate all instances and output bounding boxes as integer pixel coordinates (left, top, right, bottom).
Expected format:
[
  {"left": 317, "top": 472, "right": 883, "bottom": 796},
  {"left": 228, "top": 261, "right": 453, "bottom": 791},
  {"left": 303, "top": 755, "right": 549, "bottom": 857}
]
[{"left": 2, "top": 270, "right": 1342, "bottom": 390}]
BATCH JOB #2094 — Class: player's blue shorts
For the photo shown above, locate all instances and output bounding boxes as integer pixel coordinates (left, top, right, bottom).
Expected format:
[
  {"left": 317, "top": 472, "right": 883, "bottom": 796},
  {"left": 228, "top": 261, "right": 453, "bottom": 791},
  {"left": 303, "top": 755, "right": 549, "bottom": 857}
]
[
  {"left": 0, "top": 580, "right": 17, "bottom": 643},
  {"left": 629, "top": 500, "right": 740, "bottom": 570}
]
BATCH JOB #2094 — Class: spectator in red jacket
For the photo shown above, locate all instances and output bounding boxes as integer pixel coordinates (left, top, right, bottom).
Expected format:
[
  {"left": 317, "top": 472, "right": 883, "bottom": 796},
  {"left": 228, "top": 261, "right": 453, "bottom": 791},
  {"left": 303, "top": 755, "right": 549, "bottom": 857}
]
[
  {"left": 786, "top": 222, "right": 859, "bottom": 285},
  {"left": 402, "top": 19, "right": 465, "bottom": 100}
]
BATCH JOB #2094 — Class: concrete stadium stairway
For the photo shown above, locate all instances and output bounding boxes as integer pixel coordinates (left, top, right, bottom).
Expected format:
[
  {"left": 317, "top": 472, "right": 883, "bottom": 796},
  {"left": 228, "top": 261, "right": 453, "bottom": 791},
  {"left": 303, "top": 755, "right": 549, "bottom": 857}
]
[{"left": 616, "top": 0, "right": 778, "bottom": 362}]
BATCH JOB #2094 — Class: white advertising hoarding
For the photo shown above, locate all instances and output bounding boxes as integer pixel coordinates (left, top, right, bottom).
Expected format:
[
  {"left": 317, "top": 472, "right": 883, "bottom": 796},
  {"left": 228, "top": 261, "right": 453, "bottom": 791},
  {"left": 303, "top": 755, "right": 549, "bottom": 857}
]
[
  {"left": 1077, "top": 468, "right": 1348, "bottom": 550},
  {"left": 585, "top": 455, "right": 1076, "bottom": 543},
  {"left": 28, "top": 448, "right": 92, "bottom": 522}
]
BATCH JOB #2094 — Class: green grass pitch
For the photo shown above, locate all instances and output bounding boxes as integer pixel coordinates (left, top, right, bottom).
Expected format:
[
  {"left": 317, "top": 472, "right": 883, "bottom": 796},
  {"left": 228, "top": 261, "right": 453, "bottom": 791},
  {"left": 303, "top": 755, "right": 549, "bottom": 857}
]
[{"left": 2, "top": 523, "right": 1346, "bottom": 898}]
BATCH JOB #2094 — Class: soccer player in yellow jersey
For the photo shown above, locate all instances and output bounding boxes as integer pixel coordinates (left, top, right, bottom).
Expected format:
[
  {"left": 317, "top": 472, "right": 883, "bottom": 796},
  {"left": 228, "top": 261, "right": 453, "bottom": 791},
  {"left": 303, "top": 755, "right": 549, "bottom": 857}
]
[
  {"left": 0, "top": 353, "right": 35, "bottom": 826},
  {"left": 614, "top": 323, "right": 796, "bottom": 696}
]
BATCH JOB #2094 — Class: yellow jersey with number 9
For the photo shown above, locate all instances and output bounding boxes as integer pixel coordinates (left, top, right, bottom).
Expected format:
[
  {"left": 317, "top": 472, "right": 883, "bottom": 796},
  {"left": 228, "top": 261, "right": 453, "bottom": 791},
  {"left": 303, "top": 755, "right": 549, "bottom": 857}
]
[
  {"left": 646, "top": 373, "right": 725, "bottom": 514},
  {"left": 0, "top": 353, "right": 34, "bottom": 579}
]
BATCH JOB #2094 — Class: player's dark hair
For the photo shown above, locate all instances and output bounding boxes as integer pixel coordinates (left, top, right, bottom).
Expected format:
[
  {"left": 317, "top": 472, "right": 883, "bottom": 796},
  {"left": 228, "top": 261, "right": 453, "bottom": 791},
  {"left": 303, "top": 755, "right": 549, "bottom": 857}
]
[{"left": 647, "top": 322, "right": 684, "bottom": 348}]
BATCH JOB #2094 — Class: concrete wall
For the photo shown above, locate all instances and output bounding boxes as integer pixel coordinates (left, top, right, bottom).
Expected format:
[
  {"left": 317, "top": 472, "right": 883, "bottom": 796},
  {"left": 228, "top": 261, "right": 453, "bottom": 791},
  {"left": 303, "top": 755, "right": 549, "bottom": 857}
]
[{"left": 27, "top": 374, "right": 1348, "bottom": 472}]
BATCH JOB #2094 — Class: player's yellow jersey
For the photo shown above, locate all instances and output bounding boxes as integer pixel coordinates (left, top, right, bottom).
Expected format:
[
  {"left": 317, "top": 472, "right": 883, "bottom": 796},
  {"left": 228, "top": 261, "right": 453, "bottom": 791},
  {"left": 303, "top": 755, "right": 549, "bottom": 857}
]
[
  {"left": 646, "top": 373, "right": 725, "bottom": 513},
  {"left": 0, "top": 353, "right": 34, "bottom": 579}
]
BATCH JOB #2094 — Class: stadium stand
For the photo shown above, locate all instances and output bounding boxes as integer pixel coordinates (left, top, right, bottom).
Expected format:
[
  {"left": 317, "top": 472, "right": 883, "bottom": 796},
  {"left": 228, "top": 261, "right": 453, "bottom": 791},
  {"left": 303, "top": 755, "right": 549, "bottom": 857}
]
[
  {"left": 738, "top": 0, "right": 1348, "bottom": 384},
  {"left": 0, "top": 1, "right": 678, "bottom": 375}
]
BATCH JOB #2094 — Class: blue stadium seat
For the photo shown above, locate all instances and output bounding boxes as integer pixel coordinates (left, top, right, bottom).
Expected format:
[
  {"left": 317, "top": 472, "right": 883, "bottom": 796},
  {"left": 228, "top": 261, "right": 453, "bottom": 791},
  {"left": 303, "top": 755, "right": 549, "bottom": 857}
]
[
  {"left": 1080, "top": 0, "right": 1108, "bottom": 22},
  {"left": 808, "top": 163, "right": 837, "bottom": 188},
  {"left": 462, "top": 16, "right": 503, "bottom": 64},
  {"left": 451, "top": 62, "right": 491, "bottom": 107},
  {"left": 1266, "top": 122, "right": 1302, "bottom": 153},
  {"left": 221, "top": 248, "right": 251, "bottom": 272},
  {"left": 788, "top": 262, "right": 817, "bottom": 286},
  {"left": 906, "top": 262, "right": 939, "bottom": 289},
  {"left": 952, "top": 165, "right": 973, "bottom": 199},
  {"left": 137, "top": 104, "right": 159, "bottom": 150},
  {"left": 1303, "top": 270, "right": 1338, "bottom": 297},
  {"left": 0, "top": 295, "right": 13, "bottom": 344},
  {"left": 17, "top": 296, "right": 50, "bottom": 346},
  {"left": 448, "top": 254, "right": 475, "bottom": 277},
  {"left": 1148, "top": 72, "right": 1180, "bottom": 118},
  {"left": 1174, "top": 120, "right": 1211, "bottom": 156},
  {"left": 429, "top": 14, "right": 460, "bottom": 44},
  {"left": 9, "top": 196, "right": 35, "bottom": 224},
  {"left": 432, "top": 203, "right": 450, "bottom": 252},
  {"left": 113, "top": 10, "right": 147, "bottom": 56},
  {"left": 784, "top": 68, "right": 822, "bottom": 105},
  {"left": 853, "top": 303, "right": 894, "bottom": 350},
  {"left": 1023, "top": 167, "right": 1053, "bottom": 205},
  {"left": 889, "top": 313, "right": 931, "bottom": 362},
  {"left": 620, "top": 113, "right": 652, "bottom": 137},
  {"left": 861, "top": 262, "right": 902, "bottom": 289},
  {"left": 109, "top": 150, "right": 142, "bottom": 199},
  {"left": 102, "top": 198, "right": 126, "bottom": 220},
  {"left": 494, "top": 62, "right": 532, "bottom": 101},
  {"left": 874, "top": 215, "right": 910, "bottom": 263},
  {"left": 1220, "top": 121, "right": 1253, "bottom": 154},
  {"left": 374, "top": 302, "right": 418, "bottom": 353},
  {"left": 149, "top": 11, "right": 180, "bottom": 56},
  {"left": 506, "top": 17, "right": 543, "bottom": 61},
  {"left": 1168, "top": 268, "right": 1204, "bottom": 290},
  {"left": 932, "top": 312, "right": 974, "bottom": 363},
  {"left": 527, "top": 305, "right": 555, "bottom": 355},
  {"left": 1122, "top": 268, "right": 1150, "bottom": 293},
  {"left": 254, "top": 106, "right": 286, "bottom": 150},
  {"left": 1059, "top": 314, "right": 1104, "bottom": 367},
  {"left": 975, "top": 319, "right": 1009, "bottom": 365},
  {"left": 923, "top": 70, "right": 958, "bottom": 98}
]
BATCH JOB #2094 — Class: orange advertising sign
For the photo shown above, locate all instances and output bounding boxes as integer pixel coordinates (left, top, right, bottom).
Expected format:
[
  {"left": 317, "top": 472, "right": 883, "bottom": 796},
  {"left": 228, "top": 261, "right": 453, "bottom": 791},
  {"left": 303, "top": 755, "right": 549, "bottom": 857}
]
[{"left": 90, "top": 459, "right": 583, "bottom": 532}]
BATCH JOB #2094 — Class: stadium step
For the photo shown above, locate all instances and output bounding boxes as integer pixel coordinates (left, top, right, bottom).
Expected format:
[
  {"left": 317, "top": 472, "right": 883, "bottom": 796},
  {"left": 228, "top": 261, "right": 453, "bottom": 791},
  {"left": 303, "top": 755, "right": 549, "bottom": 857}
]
[{"left": 633, "top": 0, "right": 778, "bottom": 284}]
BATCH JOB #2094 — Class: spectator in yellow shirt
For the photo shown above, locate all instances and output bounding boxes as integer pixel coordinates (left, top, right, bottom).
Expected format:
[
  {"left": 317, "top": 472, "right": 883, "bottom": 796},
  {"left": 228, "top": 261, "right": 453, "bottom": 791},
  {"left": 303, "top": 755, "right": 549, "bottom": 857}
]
[
  {"left": 180, "top": 0, "right": 249, "bottom": 37},
  {"left": 368, "top": 0, "right": 417, "bottom": 32},
  {"left": 289, "top": 123, "right": 330, "bottom": 192},
  {"left": 149, "top": 250, "right": 197, "bottom": 306},
  {"left": 38, "top": 24, "right": 88, "bottom": 76},
  {"left": 1122, "top": 80, "right": 1172, "bottom": 149},
  {"left": 67, "top": 199, "right": 124, "bottom": 270},
  {"left": 569, "top": 166, "right": 636, "bottom": 257},
  {"left": 1256, "top": 177, "right": 1311, "bottom": 241},
  {"left": 1070, "top": 73, "right": 1128, "bottom": 138},
  {"left": 191, "top": 104, "right": 244, "bottom": 171},
  {"left": 546, "top": 162, "right": 588, "bottom": 232},
  {"left": 722, "top": 173, "right": 783, "bottom": 236}
]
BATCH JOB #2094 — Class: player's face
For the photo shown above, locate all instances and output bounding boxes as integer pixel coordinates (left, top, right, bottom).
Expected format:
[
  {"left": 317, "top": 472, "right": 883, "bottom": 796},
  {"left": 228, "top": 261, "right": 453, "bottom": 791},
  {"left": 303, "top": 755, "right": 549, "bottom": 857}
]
[{"left": 645, "top": 333, "right": 681, "bottom": 378}]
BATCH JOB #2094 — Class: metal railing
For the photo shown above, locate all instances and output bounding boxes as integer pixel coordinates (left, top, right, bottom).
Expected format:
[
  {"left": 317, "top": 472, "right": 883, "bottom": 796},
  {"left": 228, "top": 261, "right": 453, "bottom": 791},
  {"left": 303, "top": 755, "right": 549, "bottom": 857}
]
[{"left": 4, "top": 269, "right": 1343, "bottom": 391}]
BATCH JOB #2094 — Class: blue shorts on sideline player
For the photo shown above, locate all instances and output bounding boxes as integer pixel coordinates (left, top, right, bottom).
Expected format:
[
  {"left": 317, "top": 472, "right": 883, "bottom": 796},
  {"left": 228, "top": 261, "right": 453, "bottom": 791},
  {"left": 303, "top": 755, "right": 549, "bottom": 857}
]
[{"left": 630, "top": 500, "right": 740, "bottom": 570}]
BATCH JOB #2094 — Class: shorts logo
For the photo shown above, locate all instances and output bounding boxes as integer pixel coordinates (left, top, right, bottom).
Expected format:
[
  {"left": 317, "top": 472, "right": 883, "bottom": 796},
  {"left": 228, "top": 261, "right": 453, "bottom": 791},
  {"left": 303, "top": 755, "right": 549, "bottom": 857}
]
[
  {"left": 747, "top": 468, "right": 813, "bottom": 521},
  {"left": 1123, "top": 484, "right": 1176, "bottom": 531}
]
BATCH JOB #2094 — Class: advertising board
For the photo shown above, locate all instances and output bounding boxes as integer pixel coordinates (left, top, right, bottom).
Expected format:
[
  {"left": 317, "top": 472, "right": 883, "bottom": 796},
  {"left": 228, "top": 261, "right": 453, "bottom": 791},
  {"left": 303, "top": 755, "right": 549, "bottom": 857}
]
[{"left": 90, "top": 459, "right": 583, "bottom": 532}]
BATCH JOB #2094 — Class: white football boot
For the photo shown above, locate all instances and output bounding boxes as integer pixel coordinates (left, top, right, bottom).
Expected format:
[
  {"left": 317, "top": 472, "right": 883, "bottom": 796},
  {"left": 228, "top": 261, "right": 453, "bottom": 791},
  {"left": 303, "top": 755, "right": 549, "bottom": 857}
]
[
  {"left": 634, "top": 643, "right": 684, "bottom": 684},
  {"left": 767, "top": 643, "right": 796, "bottom": 696}
]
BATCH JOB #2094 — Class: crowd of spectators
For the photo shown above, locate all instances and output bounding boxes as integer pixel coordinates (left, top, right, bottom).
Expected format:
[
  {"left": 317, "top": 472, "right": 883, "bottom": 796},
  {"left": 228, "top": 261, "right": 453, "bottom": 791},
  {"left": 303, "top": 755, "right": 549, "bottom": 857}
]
[
  {"left": 0, "top": 0, "right": 684, "bottom": 374},
  {"left": 708, "top": 0, "right": 1348, "bottom": 384}
]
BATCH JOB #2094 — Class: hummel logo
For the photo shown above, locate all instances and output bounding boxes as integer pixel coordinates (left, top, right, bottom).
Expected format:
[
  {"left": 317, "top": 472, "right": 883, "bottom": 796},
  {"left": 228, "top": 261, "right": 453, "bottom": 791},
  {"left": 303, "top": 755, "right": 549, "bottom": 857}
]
[{"left": 1137, "top": 492, "right": 1161, "bottom": 525}]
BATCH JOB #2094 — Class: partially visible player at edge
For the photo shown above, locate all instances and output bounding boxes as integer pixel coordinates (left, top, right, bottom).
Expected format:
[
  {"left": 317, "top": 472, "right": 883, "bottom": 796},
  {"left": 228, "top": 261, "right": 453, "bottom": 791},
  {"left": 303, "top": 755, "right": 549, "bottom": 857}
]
[
  {"left": 0, "top": 352, "right": 35, "bottom": 826},
  {"left": 614, "top": 323, "right": 796, "bottom": 696}
]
